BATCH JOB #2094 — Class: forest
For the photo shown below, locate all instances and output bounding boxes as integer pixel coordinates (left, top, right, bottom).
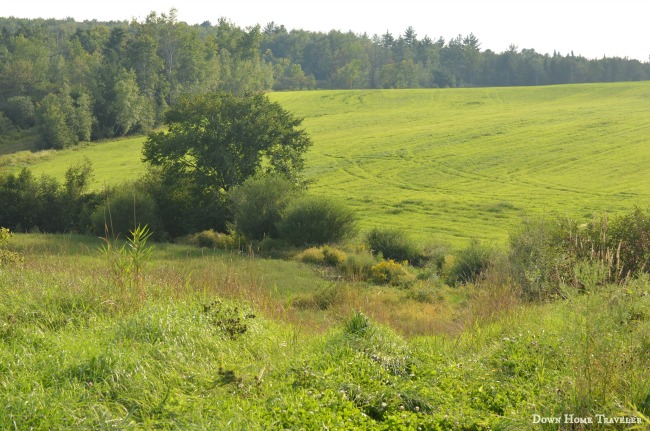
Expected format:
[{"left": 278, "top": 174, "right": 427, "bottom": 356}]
[{"left": 1, "top": 10, "right": 650, "bottom": 150}]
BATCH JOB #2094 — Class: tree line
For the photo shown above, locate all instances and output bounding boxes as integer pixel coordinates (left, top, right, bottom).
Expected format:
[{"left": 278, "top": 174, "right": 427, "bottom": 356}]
[{"left": 1, "top": 10, "right": 649, "bottom": 149}]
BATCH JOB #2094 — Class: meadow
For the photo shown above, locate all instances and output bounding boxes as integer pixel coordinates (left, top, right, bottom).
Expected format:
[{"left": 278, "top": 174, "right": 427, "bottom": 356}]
[
  {"left": 1, "top": 234, "right": 649, "bottom": 430},
  {"left": 2, "top": 83, "right": 650, "bottom": 429},
  {"left": 4, "top": 82, "right": 650, "bottom": 246}
]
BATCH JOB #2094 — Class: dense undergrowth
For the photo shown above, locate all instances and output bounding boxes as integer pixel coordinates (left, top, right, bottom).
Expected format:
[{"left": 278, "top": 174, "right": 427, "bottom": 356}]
[{"left": 1, "top": 233, "right": 649, "bottom": 430}]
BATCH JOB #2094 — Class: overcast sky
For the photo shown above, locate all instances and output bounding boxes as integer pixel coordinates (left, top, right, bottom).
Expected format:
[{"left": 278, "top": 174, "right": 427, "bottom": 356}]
[{"left": 3, "top": 0, "right": 648, "bottom": 61}]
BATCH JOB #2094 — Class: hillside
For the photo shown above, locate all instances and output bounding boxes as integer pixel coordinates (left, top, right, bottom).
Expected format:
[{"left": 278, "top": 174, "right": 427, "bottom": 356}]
[{"left": 3, "top": 82, "right": 650, "bottom": 245}]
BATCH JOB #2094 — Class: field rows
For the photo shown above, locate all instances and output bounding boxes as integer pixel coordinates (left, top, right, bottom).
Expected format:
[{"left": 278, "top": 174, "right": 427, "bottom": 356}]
[{"left": 3, "top": 82, "right": 650, "bottom": 246}]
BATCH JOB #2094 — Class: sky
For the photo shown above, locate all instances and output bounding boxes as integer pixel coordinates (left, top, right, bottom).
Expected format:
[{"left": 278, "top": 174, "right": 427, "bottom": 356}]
[{"left": 2, "top": 0, "right": 648, "bottom": 61}]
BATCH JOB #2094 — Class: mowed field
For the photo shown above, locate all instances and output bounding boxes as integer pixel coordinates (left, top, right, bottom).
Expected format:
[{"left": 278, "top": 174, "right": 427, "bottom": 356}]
[{"left": 5, "top": 82, "right": 650, "bottom": 246}]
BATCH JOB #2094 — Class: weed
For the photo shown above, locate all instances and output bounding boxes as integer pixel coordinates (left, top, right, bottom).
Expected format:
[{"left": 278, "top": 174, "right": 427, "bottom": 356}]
[
  {"left": 202, "top": 299, "right": 256, "bottom": 340},
  {"left": 98, "top": 224, "right": 155, "bottom": 303},
  {"left": 0, "top": 227, "right": 23, "bottom": 266}
]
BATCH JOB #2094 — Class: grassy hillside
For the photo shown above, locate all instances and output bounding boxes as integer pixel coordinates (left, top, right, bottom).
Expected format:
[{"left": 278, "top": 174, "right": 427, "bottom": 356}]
[
  {"left": 1, "top": 234, "right": 649, "bottom": 429},
  {"left": 274, "top": 83, "right": 650, "bottom": 245},
  {"left": 3, "top": 82, "right": 650, "bottom": 245}
]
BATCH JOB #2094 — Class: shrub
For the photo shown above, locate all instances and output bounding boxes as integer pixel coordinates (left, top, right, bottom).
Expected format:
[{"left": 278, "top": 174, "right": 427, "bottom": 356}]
[
  {"left": 509, "top": 217, "right": 574, "bottom": 299},
  {"left": 321, "top": 245, "right": 347, "bottom": 266},
  {"left": 277, "top": 196, "right": 357, "bottom": 246},
  {"left": 296, "top": 247, "right": 325, "bottom": 265},
  {"left": 194, "top": 230, "right": 237, "bottom": 250},
  {"left": 0, "top": 163, "right": 99, "bottom": 234},
  {"left": 594, "top": 208, "right": 650, "bottom": 279},
  {"left": 369, "top": 259, "right": 414, "bottom": 285},
  {"left": 422, "top": 242, "right": 450, "bottom": 273},
  {"left": 257, "top": 237, "right": 287, "bottom": 256},
  {"left": 446, "top": 239, "right": 493, "bottom": 286},
  {"left": 0, "top": 227, "right": 24, "bottom": 266},
  {"left": 366, "top": 227, "right": 423, "bottom": 265},
  {"left": 229, "top": 174, "right": 300, "bottom": 241},
  {"left": 339, "top": 248, "right": 377, "bottom": 281},
  {"left": 91, "top": 186, "right": 162, "bottom": 240}
]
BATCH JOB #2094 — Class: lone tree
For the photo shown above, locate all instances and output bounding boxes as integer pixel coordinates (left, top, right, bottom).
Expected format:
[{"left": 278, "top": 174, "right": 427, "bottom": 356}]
[{"left": 142, "top": 92, "right": 312, "bottom": 234}]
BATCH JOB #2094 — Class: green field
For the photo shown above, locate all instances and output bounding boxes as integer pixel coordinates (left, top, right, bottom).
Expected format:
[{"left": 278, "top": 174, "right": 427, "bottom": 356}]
[
  {"left": 3, "top": 83, "right": 650, "bottom": 429},
  {"left": 3, "top": 82, "right": 650, "bottom": 246},
  {"left": 1, "top": 234, "right": 649, "bottom": 429}
]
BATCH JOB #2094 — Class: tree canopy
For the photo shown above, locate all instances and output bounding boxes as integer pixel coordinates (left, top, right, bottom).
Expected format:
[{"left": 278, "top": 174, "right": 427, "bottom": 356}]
[
  {"left": 141, "top": 92, "right": 311, "bottom": 233},
  {"left": 1, "top": 12, "right": 650, "bottom": 149}
]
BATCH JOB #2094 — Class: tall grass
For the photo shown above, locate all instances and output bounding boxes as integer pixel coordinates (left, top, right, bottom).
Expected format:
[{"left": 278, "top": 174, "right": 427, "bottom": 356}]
[{"left": 1, "top": 233, "right": 649, "bottom": 429}]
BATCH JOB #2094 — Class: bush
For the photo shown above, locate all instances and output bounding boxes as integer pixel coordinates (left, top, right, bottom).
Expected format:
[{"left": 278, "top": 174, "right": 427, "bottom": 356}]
[
  {"left": 366, "top": 227, "right": 423, "bottom": 265},
  {"left": 229, "top": 174, "right": 300, "bottom": 241},
  {"left": 277, "top": 196, "right": 357, "bottom": 246},
  {"left": 91, "top": 186, "right": 162, "bottom": 240},
  {"left": 0, "top": 227, "right": 23, "bottom": 266},
  {"left": 339, "top": 248, "right": 377, "bottom": 281},
  {"left": 194, "top": 230, "right": 237, "bottom": 250},
  {"left": 295, "top": 245, "right": 347, "bottom": 267},
  {"left": 446, "top": 239, "right": 493, "bottom": 286},
  {"left": 296, "top": 247, "right": 325, "bottom": 264},
  {"left": 0, "top": 162, "right": 99, "bottom": 234},
  {"left": 369, "top": 259, "right": 414, "bottom": 285},
  {"left": 321, "top": 245, "right": 347, "bottom": 266},
  {"left": 509, "top": 218, "right": 567, "bottom": 299},
  {"left": 594, "top": 208, "right": 650, "bottom": 279}
]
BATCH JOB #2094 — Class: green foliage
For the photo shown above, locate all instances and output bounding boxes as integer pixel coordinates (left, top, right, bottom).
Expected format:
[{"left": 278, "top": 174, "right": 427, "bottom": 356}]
[
  {"left": 277, "top": 196, "right": 357, "bottom": 246},
  {"left": 344, "top": 311, "right": 372, "bottom": 336},
  {"left": 588, "top": 208, "right": 650, "bottom": 279},
  {"left": 366, "top": 227, "right": 423, "bottom": 265},
  {"left": 369, "top": 259, "right": 414, "bottom": 285},
  {"left": 98, "top": 224, "right": 155, "bottom": 300},
  {"left": 143, "top": 91, "right": 311, "bottom": 194},
  {"left": 202, "top": 299, "right": 256, "bottom": 340},
  {"left": 291, "top": 283, "right": 342, "bottom": 310},
  {"left": 1, "top": 233, "right": 650, "bottom": 429},
  {"left": 91, "top": 186, "right": 162, "bottom": 240},
  {"left": 4, "top": 96, "right": 35, "bottom": 129},
  {"left": 36, "top": 89, "right": 94, "bottom": 149},
  {"left": 0, "top": 162, "right": 100, "bottom": 234},
  {"left": 192, "top": 230, "right": 237, "bottom": 250},
  {"left": 509, "top": 218, "right": 568, "bottom": 299},
  {"left": 0, "top": 227, "right": 23, "bottom": 265},
  {"left": 295, "top": 245, "right": 347, "bottom": 266},
  {"left": 229, "top": 174, "right": 301, "bottom": 241},
  {"left": 338, "top": 247, "right": 377, "bottom": 281},
  {"left": 510, "top": 209, "right": 650, "bottom": 300},
  {"left": 9, "top": 84, "right": 650, "bottom": 248},
  {"left": 142, "top": 92, "right": 311, "bottom": 235},
  {"left": 446, "top": 239, "right": 493, "bottom": 286},
  {"left": 296, "top": 247, "right": 325, "bottom": 265},
  {"left": 321, "top": 245, "right": 347, "bottom": 266}
]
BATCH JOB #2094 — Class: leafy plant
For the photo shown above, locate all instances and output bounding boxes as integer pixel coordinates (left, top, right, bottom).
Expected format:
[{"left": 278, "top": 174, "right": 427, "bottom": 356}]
[
  {"left": 296, "top": 247, "right": 325, "bottom": 265},
  {"left": 91, "top": 186, "right": 162, "bottom": 240},
  {"left": 202, "top": 299, "right": 256, "bottom": 340},
  {"left": 366, "top": 227, "right": 423, "bottom": 265},
  {"left": 0, "top": 227, "right": 23, "bottom": 266},
  {"left": 98, "top": 224, "right": 155, "bottom": 302},
  {"left": 277, "top": 196, "right": 357, "bottom": 246},
  {"left": 446, "top": 239, "right": 493, "bottom": 286},
  {"left": 369, "top": 259, "right": 414, "bottom": 285},
  {"left": 229, "top": 174, "right": 301, "bottom": 241}
]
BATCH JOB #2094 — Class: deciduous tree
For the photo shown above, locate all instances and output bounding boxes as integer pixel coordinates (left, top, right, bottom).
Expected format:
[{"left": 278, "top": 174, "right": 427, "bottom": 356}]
[{"left": 142, "top": 92, "right": 312, "bottom": 232}]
